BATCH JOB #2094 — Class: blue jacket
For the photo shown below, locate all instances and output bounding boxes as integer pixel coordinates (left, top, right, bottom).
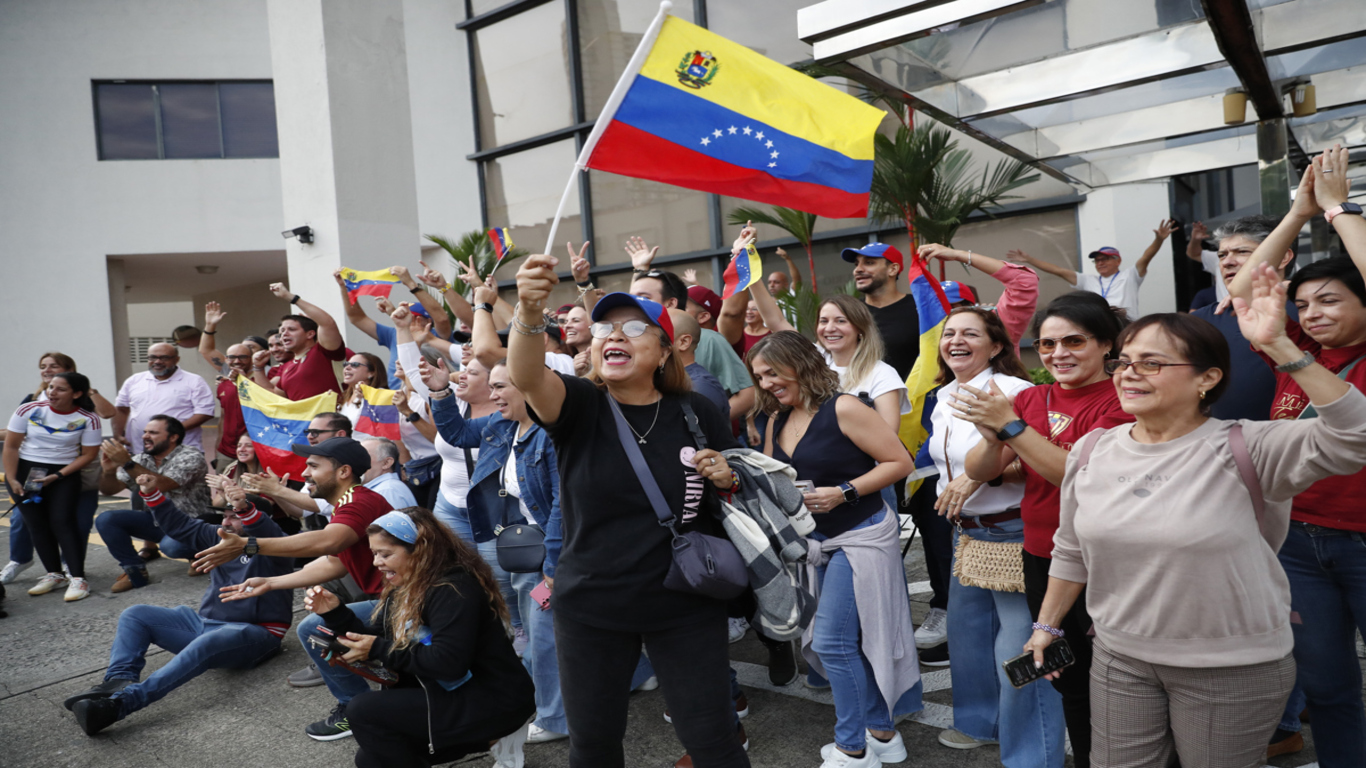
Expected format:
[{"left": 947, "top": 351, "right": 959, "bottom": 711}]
[
  {"left": 431, "top": 395, "right": 563, "bottom": 576},
  {"left": 144, "top": 491, "right": 295, "bottom": 629}
]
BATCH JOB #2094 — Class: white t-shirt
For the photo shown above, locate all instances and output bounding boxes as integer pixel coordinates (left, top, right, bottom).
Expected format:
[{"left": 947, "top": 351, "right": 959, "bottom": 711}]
[
  {"left": 501, "top": 431, "right": 536, "bottom": 524},
  {"left": 1200, "top": 250, "right": 1230, "bottom": 303},
  {"left": 436, "top": 401, "right": 478, "bottom": 508},
  {"left": 8, "top": 402, "right": 103, "bottom": 464},
  {"left": 827, "top": 356, "right": 911, "bottom": 415},
  {"left": 1075, "top": 267, "right": 1143, "bottom": 319},
  {"left": 546, "top": 352, "right": 576, "bottom": 377},
  {"left": 928, "top": 368, "right": 1033, "bottom": 516}
]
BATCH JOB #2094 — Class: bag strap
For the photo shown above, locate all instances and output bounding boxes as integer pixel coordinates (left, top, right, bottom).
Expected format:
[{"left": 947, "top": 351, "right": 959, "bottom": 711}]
[
  {"left": 680, "top": 400, "right": 707, "bottom": 450},
  {"left": 1296, "top": 354, "right": 1365, "bottom": 420},
  {"left": 763, "top": 414, "right": 775, "bottom": 457},
  {"left": 1227, "top": 423, "right": 1266, "bottom": 531},
  {"left": 606, "top": 395, "right": 679, "bottom": 534},
  {"left": 1074, "top": 429, "right": 1104, "bottom": 470}
]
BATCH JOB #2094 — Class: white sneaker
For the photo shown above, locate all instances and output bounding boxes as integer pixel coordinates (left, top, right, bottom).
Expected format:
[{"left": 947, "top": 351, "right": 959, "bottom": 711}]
[
  {"left": 819, "top": 745, "right": 882, "bottom": 768},
  {"left": 822, "top": 731, "right": 907, "bottom": 764},
  {"left": 28, "top": 572, "right": 68, "bottom": 595},
  {"left": 491, "top": 720, "right": 531, "bottom": 768},
  {"left": 64, "top": 577, "right": 90, "bottom": 602},
  {"left": 914, "top": 608, "right": 948, "bottom": 649},
  {"left": 728, "top": 617, "right": 749, "bottom": 644},
  {"left": 0, "top": 560, "right": 32, "bottom": 584},
  {"left": 526, "top": 723, "right": 569, "bottom": 743},
  {"left": 634, "top": 675, "right": 659, "bottom": 692}
]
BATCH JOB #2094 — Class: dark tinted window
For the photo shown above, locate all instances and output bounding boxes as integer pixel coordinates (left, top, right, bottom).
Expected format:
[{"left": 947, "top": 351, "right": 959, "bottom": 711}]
[
  {"left": 220, "top": 82, "right": 279, "bottom": 158},
  {"left": 160, "top": 84, "right": 222, "bottom": 158},
  {"left": 94, "top": 84, "right": 159, "bottom": 160},
  {"left": 93, "top": 81, "right": 278, "bottom": 160}
]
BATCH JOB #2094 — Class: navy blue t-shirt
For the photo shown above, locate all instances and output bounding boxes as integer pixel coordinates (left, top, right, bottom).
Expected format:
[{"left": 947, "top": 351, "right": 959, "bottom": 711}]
[
  {"left": 1192, "top": 302, "right": 1299, "bottom": 421},
  {"left": 685, "top": 363, "right": 730, "bottom": 421}
]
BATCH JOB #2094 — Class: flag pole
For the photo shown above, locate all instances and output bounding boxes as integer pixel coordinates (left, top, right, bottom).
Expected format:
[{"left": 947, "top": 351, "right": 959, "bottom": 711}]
[{"left": 543, "top": 0, "right": 673, "bottom": 253}]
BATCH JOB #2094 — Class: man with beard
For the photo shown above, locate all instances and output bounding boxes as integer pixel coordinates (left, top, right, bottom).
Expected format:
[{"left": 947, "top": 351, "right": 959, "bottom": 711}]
[
  {"left": 96, "top": 416, "right": 213, "bottom": 591},
  {"left": 194, "top": 437, "right": 392, "bottom": 742},
  {"left": 209, "top": 343, "right": 253, "bottom": 471},
  {"left": 843, "top": 243, "right": 920, "bottom": 380},
  {"left": 113, "top": 342, "right": 215, "bottom": 451},
  {"left": 249, "top": 282, "right": 346, "bottom": 400}
]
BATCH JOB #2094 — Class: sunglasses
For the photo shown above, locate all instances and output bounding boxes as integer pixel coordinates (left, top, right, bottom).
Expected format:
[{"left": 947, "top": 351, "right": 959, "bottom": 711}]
[
  {"left": 343, "top": 361, "right": 371, "bottom": 369},
  {"left": 1032, "top": 334, "right": 1094, "bottom": 353},
  {"left": 591, "top": 319, "right": 652, "bottom": 339},
  {"left": 1104, "top": 360, "right": 1198, "bottom": 376},
  {"left": 304, "top": 428, "right": 339, "bottom": 439}
]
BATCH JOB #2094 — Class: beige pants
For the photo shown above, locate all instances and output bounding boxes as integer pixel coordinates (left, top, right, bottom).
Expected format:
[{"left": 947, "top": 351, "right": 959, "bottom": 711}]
[{"left": 1090, "top": 639, "right": 1295, "bottom": 768}]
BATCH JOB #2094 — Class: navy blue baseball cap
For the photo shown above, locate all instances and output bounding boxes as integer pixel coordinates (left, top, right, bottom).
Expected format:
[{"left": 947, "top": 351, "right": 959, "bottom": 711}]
[
  {"left": 841, "top": 242, "right": 904, "bottom": 269},
  {"left": 291, "top": 437, "right": 371, "bottom": 476}
]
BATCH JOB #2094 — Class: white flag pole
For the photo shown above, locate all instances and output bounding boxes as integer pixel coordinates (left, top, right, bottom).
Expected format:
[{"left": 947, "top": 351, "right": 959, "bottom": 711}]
[{"left": 542, "top": 0, "right": 673, "bottom": 254}]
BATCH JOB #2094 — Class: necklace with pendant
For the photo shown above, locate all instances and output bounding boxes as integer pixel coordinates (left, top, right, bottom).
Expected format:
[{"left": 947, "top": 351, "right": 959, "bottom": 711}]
[{"left": 625, "top": 398, "right": 663, "bottom": 444}]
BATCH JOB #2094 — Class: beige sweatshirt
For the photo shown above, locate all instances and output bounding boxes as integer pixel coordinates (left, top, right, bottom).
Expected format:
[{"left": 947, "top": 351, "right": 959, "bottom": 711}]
[{"left": 1051, "top": 388, "right": 1366, "bottom": 668}]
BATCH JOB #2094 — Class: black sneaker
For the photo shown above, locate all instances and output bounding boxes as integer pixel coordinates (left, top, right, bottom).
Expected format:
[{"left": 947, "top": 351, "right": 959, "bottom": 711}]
[
  {"left": 305, "top": 703, "right": 353, "bottom": 741},
  {"left": 73, "top": 697, "right": 122, "bottom": 736},
  {"left": 64, "top": 678, "right": 134, "bottom": 711},
  {"left": 766, "top": 639, "right": 799, "bottom": 686},
  {"left": 919, "top": 641, "right": 950, "bottom": 667}
]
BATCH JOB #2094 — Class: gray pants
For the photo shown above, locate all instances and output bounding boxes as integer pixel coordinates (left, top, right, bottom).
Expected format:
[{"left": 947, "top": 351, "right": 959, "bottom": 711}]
[{"left": 1090, "top": 639, "right": 1295, "bottom": 768}]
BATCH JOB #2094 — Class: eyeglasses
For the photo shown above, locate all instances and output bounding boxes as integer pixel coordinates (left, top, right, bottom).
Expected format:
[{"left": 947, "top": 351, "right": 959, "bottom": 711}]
[
  {"left": 591, "top": 319, "right": 652, "bottom": 339},
  {"left": 147, "top": 354, "right": 176, "bottom": 361},
  {"left": 304, "top": 428, "right": 339, "bottom": 439},
  {"left": 1104, "top": 359, "right": 1199, "bottom": 376},
  {"left": 343, "top": 362, "right": 371, "bottom": 369},
  {"left": 1032, "top": 334, "right": 1094, "bottom": 353}
]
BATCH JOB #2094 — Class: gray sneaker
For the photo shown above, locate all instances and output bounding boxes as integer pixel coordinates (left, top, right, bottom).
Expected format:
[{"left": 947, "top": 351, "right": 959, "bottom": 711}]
[{"left": 288, "top": 662, "right": 324, "bottom": 688}]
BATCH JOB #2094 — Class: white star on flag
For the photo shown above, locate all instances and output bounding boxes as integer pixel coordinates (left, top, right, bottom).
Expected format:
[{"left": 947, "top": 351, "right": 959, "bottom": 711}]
[
  {"left": 765, "top": 140, "right": 773, "bottom": 148},
  {"left": 768, "top": 162, "right": 776, "bottom": 168},
  {"left": 770, "top": 151, "right": 779, "bottom": 158},
  {"left": 755, "top": 131, "right": 765, "bottom": 141},
  {"left": 712, "top": 129, "right": 722, "bottom": 138},
  {"left": 701, "top": 137, "right": 711, "bottom": 146},
  {"left": 742, "top": 126, "right": 752, "bottom": 135},
  {"left": 728, "top": 126, "right": 737, "bottom": 134}
]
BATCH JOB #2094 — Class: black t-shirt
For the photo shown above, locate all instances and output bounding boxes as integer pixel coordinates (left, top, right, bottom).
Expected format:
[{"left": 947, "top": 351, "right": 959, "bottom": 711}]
[
  {"left": 1192, "top": 301, "right": 1299, "bottom": 421},
  {"left": 867, "top": 294, "right": 921, "bottom": 381},
  {"left": 530, "top": 374, "right": 739, "bottom": 632}
]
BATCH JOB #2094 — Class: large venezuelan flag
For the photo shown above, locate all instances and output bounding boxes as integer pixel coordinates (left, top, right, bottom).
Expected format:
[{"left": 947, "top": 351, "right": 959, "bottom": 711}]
[
  {"left": 237, "top": 379, "right": 338, "bottom": 477},
  {"left": 341, "top": 268, "right": 401, "bottom": 305},
  {"left": 899, "top": 255, "right": 953, "bottom": 470},
  {"left": 354, "top": 384, "right": 401, "bottom": 441},
  {"left": 582, "top": 13, "right": 884, "bottom": 219}
]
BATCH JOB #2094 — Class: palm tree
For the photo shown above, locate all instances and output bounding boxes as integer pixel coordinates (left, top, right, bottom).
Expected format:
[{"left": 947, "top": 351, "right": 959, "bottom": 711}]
[
  {"left": 423, "top": 230, "right": 528, "bottom": 301},
  {"left": 725, "top": 205, "right": 820, "bottom": 293}
]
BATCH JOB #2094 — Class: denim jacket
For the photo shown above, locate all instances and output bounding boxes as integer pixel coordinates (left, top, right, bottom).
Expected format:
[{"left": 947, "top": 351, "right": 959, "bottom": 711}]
[{"left": 431, "top": 394, "right": 563, "bottom": 576}]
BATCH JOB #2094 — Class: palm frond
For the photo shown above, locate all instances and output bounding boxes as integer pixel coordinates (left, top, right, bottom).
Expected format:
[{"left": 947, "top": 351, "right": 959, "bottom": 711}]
[
  {"left": 726, "top": 206, "right": 817, "bottom": 248},
  {"left": 423, "top": 230, "right": 529, "bottom": 300}
]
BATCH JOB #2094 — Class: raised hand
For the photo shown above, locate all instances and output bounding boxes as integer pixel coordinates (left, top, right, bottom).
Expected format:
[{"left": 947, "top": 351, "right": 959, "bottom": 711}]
[
  {"left": 473, "top": 276, "right": 499, "bottom": 307},
  {"left": 416, "top": 261, "right": 449, "bottom": 291},
  {"left": 1232, "top": 262, "right": 1291, "bottom": 352},
  {"left": 516, "top": 253, "right": 560, "bottom": 312},
  {"left": 682, "top": 268, "right": 699, "bottom": 286},
  {"left": 1153, "top": 219, "right": 1177, "bottom": 240},
  {"left": 458, "top": 257, "right": 483, "bottom": 290},
  {"left": 102, "top": 438, "right": 132, "bottom": 467},
  {"left": 332, "top": 269, "right": 347, "bottom": 288},
  {"left": 568, "top": 242, "right": 592, "bottom": 284},
  {"left": 624, "top": 236, "right": 659, "bottom": 270},
  {"left": 390, "top": 303, "right": 413, "bottom": 324},
  {"left": 304, "top": 585, "right": 340, "bottom": 615},
  {"left": 1005, "top": 249, "right": 1035, "bottom": 265},
  {"left": 134, "top": 472, "right": 158, "bottom": 493},
  {"left": 920, "top": 243, "right": 962, "bottom": 263},
  {"left": 419, "top": 357, "right": 452, "bottom": 391},
  {"left": 388, "top": 265, "right": 414, "bottom": 287},
  {"left": 223, "top": 482, "right": 249, "bottom": 510},
  {"left": 411, "top": 318, "right": 434, "bottom": 346},
  {"left": 1312, "top": 144, "right": 1350, "bottom": 211},
  {"left": 268, "top": 282, "right": 294, "bottom": 301},
  {"left": 204, "top": 301, "right": 227, "bottom": 327},
  {"left": 1191, "top": 221, "right": 1209, "bottom": 243},
  {"left": 731, "top": 221, "right": 756, "bottom": 255},
  {"left": 949, "top": 379, "right": 1020, "bottom": 435}
]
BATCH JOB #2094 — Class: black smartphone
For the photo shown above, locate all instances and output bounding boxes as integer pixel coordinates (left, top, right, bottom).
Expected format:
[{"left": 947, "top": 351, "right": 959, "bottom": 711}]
[
  {"left": 308, "top": 626, "right": 350, "bottom": 659},
  {"left": 1002, "top": 639, "right": 1076, "bottom": 689}
]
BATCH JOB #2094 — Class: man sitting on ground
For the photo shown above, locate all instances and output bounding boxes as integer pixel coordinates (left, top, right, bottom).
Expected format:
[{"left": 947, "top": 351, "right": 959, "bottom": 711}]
[{"left": 65, "top": 474, "right": 293, "bottom": 735}]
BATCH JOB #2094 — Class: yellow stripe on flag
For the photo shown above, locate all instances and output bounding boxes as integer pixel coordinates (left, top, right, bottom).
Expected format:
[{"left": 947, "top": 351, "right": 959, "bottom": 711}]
[
  {"left": 238, "top": 378, "right": 337, "bottom": 423},
  {"left": 899, "top": 317, "right": 948, "bottom": 497},
  {"left": 359, "top": 384, "right": 396, "bottom": 407}
]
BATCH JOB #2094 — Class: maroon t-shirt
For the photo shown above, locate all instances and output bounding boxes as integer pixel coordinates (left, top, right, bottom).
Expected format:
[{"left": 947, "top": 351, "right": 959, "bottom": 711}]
[
  {"left": 1015, "top": 379, "right": 1134, "bottom": 558},
  {"left": 330, "top": 485, "right": 393, "bottom": 596},
  {"left": 215, "top": 377, "right": 246, "bottom": 458},
  {"left": 276, "top": 342, "right": 344, "bottom": 400}
]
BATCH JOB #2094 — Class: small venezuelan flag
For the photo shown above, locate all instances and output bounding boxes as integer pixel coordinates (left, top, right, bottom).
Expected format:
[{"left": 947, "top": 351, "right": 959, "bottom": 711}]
[
  {"left": 488, "top": 228, "right": 515, "bottom": 260},
  {"left": 899, "top": 253, "right": 954, "bottom": 467},
  {"left": 237, "top": 379, "right": 338, "bottom": 477},
  {"left": 341, "top": 268, "right": 401, "bottom": 305},
  {"left": 354, "top": 384, "right": 402, "bottom": 441},
  {"left": 582, "top": 14, "right": 884, "bottom": 219},
  {"left": 721, "top": 243, "right": 763, "bottom": 299}
]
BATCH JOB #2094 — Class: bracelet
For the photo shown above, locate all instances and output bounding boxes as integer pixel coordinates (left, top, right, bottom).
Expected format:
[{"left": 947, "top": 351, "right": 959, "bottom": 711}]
[
  {"left": 966, "top": 250, "right": 973, "bottom": 267},
  {"left": 512, "top": 314, "right": 548, "bottom": 336},
  {"left": 1275, "top": 351, "right": 1316, "bottom": 373},
  {"left": 429, "top": 387, "right": 453, "bottom": 400},
  {"left": 1032, "top": 622, "right": 1065, "bottom": 638},
  {"left": 576, "top": 278, "right": 594, "bottom": 288},
  {"left": 203, "top": 329, "right": 216, "bottom": 336},
  {"left": 253, "top": 366, "right": 267, "bottom": 372}
]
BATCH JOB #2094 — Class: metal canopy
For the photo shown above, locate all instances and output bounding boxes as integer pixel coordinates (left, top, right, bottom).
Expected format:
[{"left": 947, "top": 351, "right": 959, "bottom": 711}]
[{"left": 800, "top": 0, "right": 1366, "bottom": 200}]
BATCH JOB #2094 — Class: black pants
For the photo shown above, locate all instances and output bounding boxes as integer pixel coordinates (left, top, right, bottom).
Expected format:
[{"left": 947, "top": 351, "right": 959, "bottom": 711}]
[
  {"left": 16, "top": 459, "right": 86, "bottom": 578},
  {"left": 908, "top": 479, "right": 953, "bottom": 611},
  {"left": 555, "top": 610, "right": 749, "bottom": 768},
  {"left": 1023, "top": 551, "right": 1094, "bottom": 768},
  {"left": 348, "top": 686, "right": 498, "bottom": 768}
]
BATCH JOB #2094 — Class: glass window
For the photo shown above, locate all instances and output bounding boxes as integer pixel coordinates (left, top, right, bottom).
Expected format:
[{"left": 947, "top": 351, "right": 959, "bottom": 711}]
[
  {"left": 473, "top": 2, "right": 575, "bottom": 149},
  {"left": 95, "top": 84, "right": 158, "bottom": 160},
  {"left": 705, "top": 0, "right": 811, "bottom": 66},
  {"left": 578, "top": 0, "right": 694, "bottom": 120},
  {"left": 220, "top": 82, "right": 280, "bottom": 158},
  {"left": 590, "top": 173, "right": 712, "bottom": 264},
  {"left": 469, "top": 0, "right": 509, "bottom": 17},
  {"left": 159, "top": 84, "right": 222, "bottom": 159},
  {"left": 484, "top": 139, "right": 584, "bottom": 254},
  {"left": 719, "top": 195, "right": 870, "bottom": 244}
]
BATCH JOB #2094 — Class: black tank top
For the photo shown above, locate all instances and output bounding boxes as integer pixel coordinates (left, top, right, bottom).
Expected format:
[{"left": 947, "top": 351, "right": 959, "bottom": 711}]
[{"left": 767, "top": 394, "right": 883, "bottom": 538}]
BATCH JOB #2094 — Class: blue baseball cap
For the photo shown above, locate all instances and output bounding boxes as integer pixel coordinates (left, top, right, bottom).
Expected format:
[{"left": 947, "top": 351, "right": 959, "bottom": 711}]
[
  {"left": 1088, "top": 247, "right": 1121, "bottom": 260},
  {"left": 373, "top": 511, "right": 419, "bottom": 544},
  {"left": 942, "top": 281, "right": 977, "bottom": 305},
  {"left": 841, "top": 242, "right": 904, "bottom": 270},
  {"left": 590, "top": 292, "right": 674, "bottom": 342}
]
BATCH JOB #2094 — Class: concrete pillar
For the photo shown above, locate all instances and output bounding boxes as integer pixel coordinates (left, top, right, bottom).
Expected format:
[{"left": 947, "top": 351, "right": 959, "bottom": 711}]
[
  {"left": 266, "top": 0, "right": 422, "bottom": 350},
  {"left": 107, "top": 258, "right": 132, "bottom": 385},
  {"left": 1076, "top": 181, "right": 1176, "bottom": 317}
]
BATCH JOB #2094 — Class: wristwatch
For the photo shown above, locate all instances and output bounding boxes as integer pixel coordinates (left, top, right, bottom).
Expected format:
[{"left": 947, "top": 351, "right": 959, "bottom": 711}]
[
  {"left": 995, "top": 419, "right": 1029, "bottom": 441},
  {"left": 121, "top": 460, "right": 137, "bottom": 473},
  {"left": 243, "top": 537, "right": 259, "bottom": 557},
  {"left": 1325, "top": 202, "right": 1363, "bottom": 224},
  {"left": 474, "top": 302, "right": 494, "bottom": 314},
  {"left": 406, "top": 411, "right": 423, "bottom": 423},
  {"left": 838, "top": 482, "right": 860, "bottom": 505}
]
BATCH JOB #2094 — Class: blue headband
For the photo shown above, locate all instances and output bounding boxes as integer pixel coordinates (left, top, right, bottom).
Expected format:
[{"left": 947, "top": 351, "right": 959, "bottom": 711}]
[{"left": 374, "top": 511, "right": 419, "bottom": 544}]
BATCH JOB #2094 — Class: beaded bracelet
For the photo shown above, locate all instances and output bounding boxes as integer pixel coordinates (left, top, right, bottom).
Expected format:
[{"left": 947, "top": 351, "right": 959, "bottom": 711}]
[{"left": 1032, "top": 622, "right": 1064, "bottom": 638}]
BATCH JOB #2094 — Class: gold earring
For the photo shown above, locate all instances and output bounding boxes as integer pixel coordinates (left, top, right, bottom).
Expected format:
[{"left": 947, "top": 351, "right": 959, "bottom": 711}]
[{"left": 1199, "top": 390, "right": 1207, "bottom": 400}]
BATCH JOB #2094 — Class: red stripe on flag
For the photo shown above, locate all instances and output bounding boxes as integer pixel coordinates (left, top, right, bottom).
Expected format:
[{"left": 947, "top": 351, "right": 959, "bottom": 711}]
[
  {"left": 589, "top": 121, "right": 870, "bottom": 220},
  {"left": 347, "top": 284, "right": 396, "bottom": 304},
  {"left": 251, "top": 443, "right": 306, "bottom": 480}
]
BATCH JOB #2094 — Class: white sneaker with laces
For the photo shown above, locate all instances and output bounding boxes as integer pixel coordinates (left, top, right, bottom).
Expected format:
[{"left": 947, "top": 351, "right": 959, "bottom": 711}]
[
  {"left": 525, "top": 723, "right": 568, "bottom": 743},
  {"left": 64, "top": 577, "right": 91, "bottom": 602},
  {"left": 914, "top": 608, "right": 948, "bottom": 649},
  {"left": 0, "top": 560, "right": 32, "bottom": 584},
  {"left": 819, "top": 745, "right": 882, "bottom": 768},
  {"left": 28, "top": 572, "right": 68, "bottom": 596},
  {"left": 728, "top": 617, "right": 749, "bottom": 644},
  {"left": 822, "top": 731, "right": 907, "bottom": 764}
]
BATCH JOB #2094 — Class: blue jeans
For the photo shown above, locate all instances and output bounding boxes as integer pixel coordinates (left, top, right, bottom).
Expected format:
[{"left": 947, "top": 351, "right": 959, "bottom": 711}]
[
  {"left": 1280, "top": 522, "right": 1366, "bottom": 766},
  {"left": 297, "top": 600, "right": 378, "bottom": 706},
  {"left": 105, "top": 604, "right": 280, "bottom": 716},
  {"left": 948, "top": 518, "right": 1065, "bottom": 768},
  {"left": 95, "top": 508, "right": 198, "bottom": 572},
  {"left": 9, "top": 489, "right": 98, "bottom": 564},
  {"left": 512, "top": 570, "right": 568, "bottom": 734},
  {"left": 1279, "top": 681, "right": 1305, "bottom": 732},
  {"left": 433, "top": 496, "right": 521, "bottom": 631},
  {"left": 811, "top": 510, "right": 922, "bottom": 752}
]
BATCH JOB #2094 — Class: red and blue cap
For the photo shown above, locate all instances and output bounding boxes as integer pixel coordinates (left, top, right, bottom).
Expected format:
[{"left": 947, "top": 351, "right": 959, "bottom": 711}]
[
  {"left": 841, "top": 242, "right": 904, "bottom": 269},
  {"left": 941, "top": 281, "right": 977, "bottom": 305},
  {"left": 1087, "top": 247, "right": 1121, "bottom": 260},
  {"left": 590, "top": 292, "right": 675, "bottom": 342}
]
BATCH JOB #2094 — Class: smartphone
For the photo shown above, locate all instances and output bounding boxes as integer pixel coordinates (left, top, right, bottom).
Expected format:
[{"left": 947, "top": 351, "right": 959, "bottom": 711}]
[
  {"left": 22, "top": 468, "right": 47, "bottom": 494},
  {"left": 794, "top": 480, "right": 815, "bottom": 494},
  {"left": 530, "top": 579, "right": 552, "bottom": 610},
  {"left": 308, "top": 626, "right": 350, "bottom": 659},
  {"left": 1002, "top": 639, "right": 1075, "bottom": 689}
]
